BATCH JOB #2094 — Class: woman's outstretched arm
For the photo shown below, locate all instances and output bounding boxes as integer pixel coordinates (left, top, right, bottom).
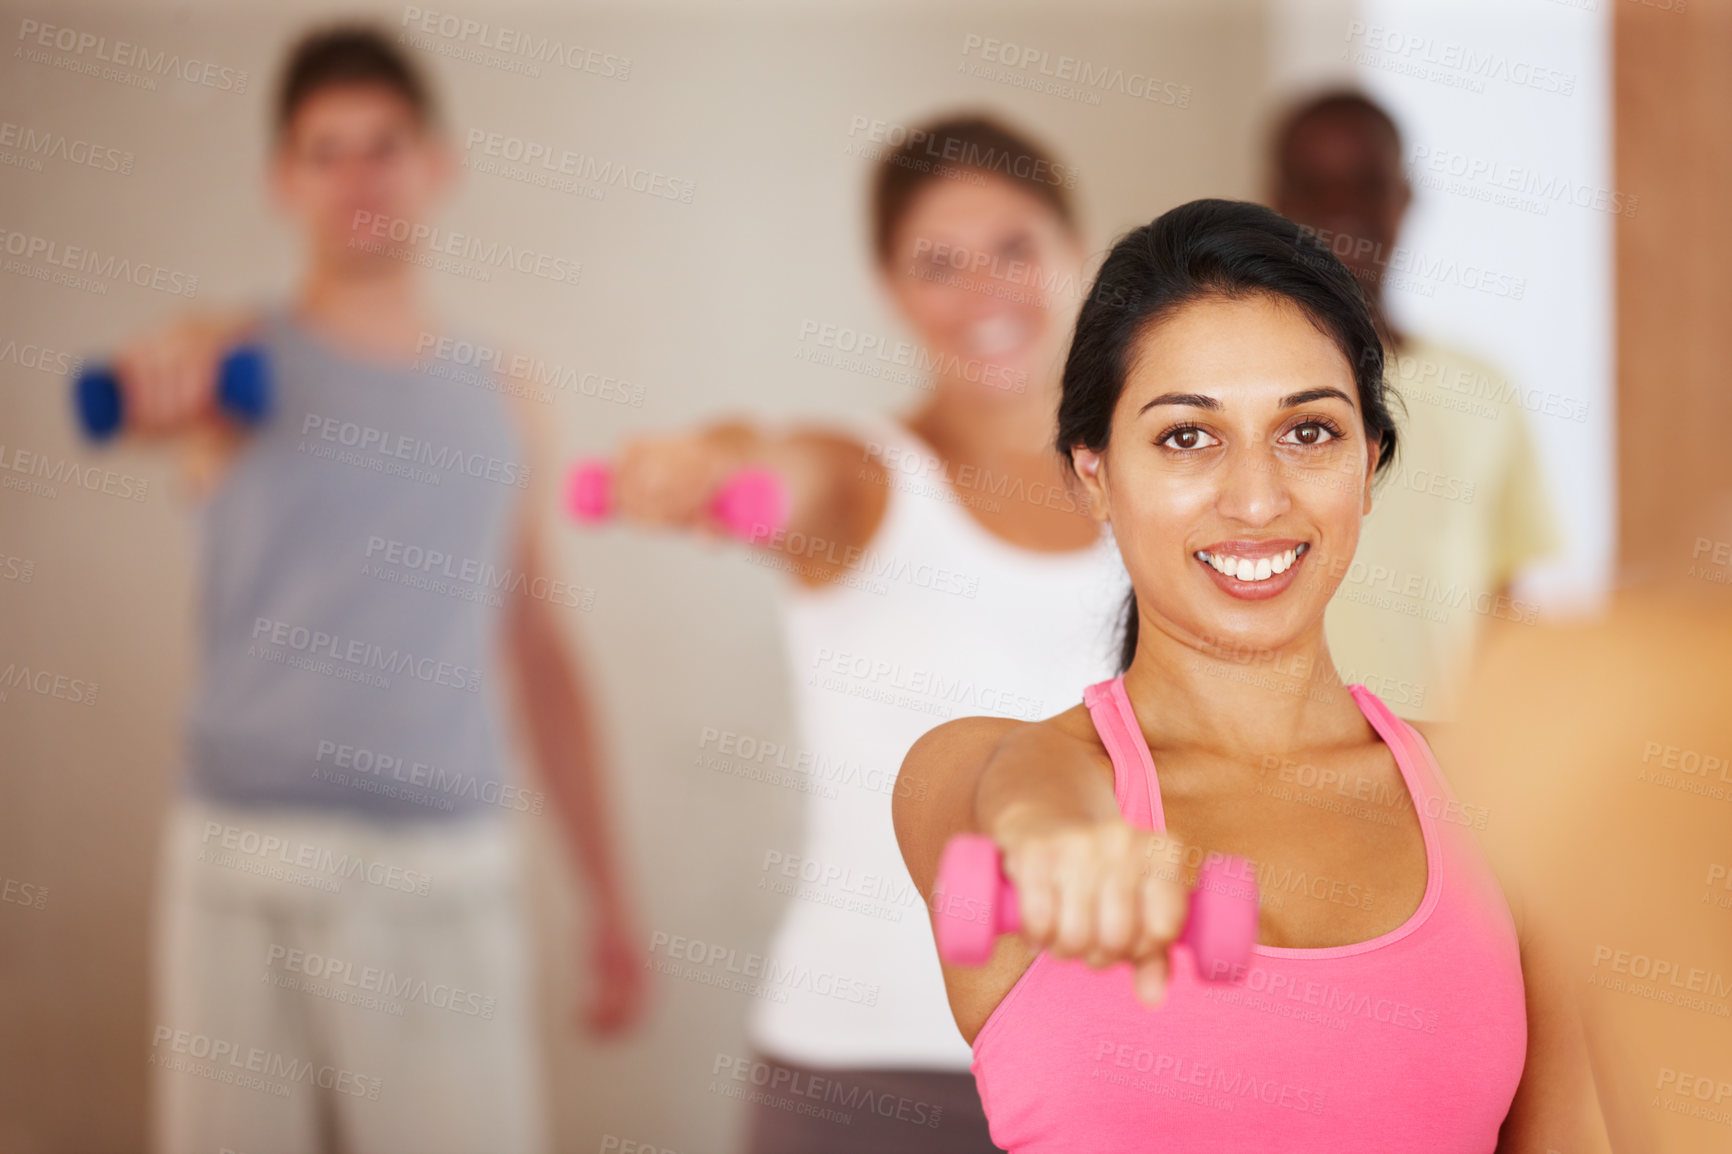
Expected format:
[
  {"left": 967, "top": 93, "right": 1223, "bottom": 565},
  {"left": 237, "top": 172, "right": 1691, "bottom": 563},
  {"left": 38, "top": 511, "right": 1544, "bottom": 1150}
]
[
  {"left": 894, "top": 711, "right": 1190, "bottom": 1007},
  {"left": 609, "top": 420, "right": 889, "bottom": 587}
]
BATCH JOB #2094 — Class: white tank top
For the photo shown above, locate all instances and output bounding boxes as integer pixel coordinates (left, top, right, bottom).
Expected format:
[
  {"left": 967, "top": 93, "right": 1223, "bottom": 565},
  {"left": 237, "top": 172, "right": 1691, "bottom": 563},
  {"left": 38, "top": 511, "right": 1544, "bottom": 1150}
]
[{"left": 748, "top": 416, "right": 1127, "bottom": 1070}]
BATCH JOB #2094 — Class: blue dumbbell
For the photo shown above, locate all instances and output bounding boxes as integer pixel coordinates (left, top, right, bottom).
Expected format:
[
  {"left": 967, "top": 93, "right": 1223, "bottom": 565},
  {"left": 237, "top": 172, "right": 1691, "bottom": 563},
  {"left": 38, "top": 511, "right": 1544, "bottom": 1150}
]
[{"left": 74, "top": 345, "right": 271, "bottom": 442}]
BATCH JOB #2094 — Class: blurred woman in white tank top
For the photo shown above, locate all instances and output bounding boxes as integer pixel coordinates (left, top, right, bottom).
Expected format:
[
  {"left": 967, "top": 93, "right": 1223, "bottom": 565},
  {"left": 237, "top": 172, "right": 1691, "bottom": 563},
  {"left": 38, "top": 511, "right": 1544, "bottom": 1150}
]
[{"left": 607, "top": 116, "right": 1124, "bottom": 1152}]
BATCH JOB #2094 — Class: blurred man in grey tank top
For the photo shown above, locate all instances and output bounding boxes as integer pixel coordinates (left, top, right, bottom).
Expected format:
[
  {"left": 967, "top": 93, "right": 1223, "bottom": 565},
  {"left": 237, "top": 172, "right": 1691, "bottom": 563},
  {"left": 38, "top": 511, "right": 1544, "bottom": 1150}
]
[{"left": 104, "top": 26, "right": 644, "bottom": 1154}]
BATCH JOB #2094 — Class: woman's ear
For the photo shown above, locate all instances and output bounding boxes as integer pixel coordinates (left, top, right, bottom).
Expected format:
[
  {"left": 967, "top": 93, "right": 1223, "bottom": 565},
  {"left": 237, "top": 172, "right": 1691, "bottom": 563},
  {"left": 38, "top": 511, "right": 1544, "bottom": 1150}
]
[
  {"left": 1071, "top": 446, "right": 1111, "bottom": 522},
  {"left": 1362, "top": 433, "right": 1381, "bottom": 516}
]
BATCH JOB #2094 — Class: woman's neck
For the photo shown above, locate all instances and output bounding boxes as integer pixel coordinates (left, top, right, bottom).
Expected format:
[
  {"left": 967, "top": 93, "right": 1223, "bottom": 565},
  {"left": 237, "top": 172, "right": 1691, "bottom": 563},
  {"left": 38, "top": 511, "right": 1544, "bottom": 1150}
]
[
  {"left": 1120, "top": 615, "right": 1366, "bottom": 757},
  {"left": 907, "top": 373, "right": 1063, "bottom": 473}
]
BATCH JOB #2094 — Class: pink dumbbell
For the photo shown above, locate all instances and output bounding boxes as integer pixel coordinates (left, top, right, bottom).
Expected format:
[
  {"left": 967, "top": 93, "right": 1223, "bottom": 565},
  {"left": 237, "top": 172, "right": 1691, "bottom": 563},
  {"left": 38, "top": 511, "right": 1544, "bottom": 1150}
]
[
  {"left": 932, "top": 833, "right": 1258, "bottom": 985},
  {"left": 565, "top": 459, "right": 790, "bottom": 544}
]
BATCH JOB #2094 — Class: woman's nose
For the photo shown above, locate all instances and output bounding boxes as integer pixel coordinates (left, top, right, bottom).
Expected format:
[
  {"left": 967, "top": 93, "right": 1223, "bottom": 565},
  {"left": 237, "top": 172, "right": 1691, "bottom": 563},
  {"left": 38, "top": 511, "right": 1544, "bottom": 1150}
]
[{"left": 1215, "top": 448, "right": 1292, "bottom": 526}]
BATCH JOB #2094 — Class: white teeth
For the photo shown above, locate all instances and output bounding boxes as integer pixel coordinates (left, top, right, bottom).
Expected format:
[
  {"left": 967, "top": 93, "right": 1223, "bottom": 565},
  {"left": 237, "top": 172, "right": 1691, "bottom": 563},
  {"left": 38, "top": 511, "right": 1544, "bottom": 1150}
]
[{"left": 1198, "top": 545, "right": 1306, "bottom": 583}]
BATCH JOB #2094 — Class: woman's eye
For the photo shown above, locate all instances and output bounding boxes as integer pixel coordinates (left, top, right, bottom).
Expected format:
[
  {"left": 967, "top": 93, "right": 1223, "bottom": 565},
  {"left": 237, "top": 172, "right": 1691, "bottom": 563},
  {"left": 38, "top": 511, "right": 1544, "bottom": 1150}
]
[
  {"left": 1160, "top": 427, "right": 1220, "bottom": 450},
  {"left": 1282, "top": 421, "right": 1339, "bottom": 446}
]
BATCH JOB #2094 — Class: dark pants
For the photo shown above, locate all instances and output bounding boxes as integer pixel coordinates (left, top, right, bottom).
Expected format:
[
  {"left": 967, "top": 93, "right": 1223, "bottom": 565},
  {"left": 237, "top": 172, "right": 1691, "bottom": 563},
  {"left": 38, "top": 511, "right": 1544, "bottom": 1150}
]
[{"left": 741, "top": 1051, "right": 1004, "bottom": 1153}]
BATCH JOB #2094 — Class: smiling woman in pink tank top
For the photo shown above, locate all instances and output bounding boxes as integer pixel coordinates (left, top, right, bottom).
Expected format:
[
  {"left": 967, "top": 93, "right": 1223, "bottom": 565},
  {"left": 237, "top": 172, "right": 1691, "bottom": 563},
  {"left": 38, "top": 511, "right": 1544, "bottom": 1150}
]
[{"left": 894, "top": 200, "right": 1596, "bottom": 1152}]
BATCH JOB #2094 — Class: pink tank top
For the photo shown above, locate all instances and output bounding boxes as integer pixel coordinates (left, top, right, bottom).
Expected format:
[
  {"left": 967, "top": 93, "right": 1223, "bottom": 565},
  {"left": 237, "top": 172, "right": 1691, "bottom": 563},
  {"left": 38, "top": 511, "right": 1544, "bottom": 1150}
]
[{"left": 969, "top": 676, "right": 1527, "bottom": 1152}]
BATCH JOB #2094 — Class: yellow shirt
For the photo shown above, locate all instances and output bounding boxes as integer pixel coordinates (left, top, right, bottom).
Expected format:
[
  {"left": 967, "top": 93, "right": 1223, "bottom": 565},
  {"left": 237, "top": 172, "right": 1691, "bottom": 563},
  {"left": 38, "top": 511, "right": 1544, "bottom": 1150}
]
[{"left": 1325, "top": 335, "right": 1566, "bottom": 721}]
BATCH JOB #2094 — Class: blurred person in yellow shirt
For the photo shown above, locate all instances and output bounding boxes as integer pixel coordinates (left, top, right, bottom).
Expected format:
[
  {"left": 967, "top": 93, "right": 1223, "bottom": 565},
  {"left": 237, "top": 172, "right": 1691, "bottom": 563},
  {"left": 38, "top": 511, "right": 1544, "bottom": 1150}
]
[{"left": 1270, "top": 91, "right": 1564, "bottom": 722}]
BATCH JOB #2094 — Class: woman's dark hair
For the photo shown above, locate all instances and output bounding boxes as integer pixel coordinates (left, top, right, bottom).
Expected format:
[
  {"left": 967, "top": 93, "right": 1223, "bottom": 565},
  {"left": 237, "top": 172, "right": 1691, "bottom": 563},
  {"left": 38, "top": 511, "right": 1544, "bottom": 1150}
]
[
  {"left": 275, "top": 25, "right": 438, "bottom": 140},
  {"left": 1055, "top": 198, "right": 1402, "bottom": 673},
  {"left": 870, "top": 113, "right": 1079, "bottom": 265}
]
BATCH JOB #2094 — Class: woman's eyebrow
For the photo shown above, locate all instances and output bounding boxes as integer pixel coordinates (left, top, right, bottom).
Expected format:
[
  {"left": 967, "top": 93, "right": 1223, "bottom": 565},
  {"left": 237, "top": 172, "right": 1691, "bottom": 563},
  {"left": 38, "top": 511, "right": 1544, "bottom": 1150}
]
[
  {"left": 1136, "top": 392, "right": 1219, "bottom": 415},
  {"left": 1134, "top": 386, "right": 1355, "bottom": 416},
  {"left": 1280, "top": 386, "right": 1355, "bottom": 407}
]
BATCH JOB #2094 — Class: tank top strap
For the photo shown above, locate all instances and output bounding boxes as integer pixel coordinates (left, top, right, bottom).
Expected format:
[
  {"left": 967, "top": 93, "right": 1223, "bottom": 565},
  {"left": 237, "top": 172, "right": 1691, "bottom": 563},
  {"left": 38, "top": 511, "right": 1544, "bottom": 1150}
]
[
  {"left": 774, "top": 413, "right": 924, "bottom": 582},
  {"left": 1082, "top": 675, "right": 1163, "bottom": 831},
  {"left": 828, "top": 411, "right": 973, "bottom": 562},
  {"left": 1347, "top": 684, "right": 1454, "bottom": 931},
  {"left": 1347, "top": 683, "right": 1451, "bottom": 812}
]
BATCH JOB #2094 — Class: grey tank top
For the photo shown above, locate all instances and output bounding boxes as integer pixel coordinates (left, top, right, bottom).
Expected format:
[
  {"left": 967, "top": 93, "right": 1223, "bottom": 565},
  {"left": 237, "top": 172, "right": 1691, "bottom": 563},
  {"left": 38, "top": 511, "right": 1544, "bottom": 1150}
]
[{"left": 184, "top": 309, "right": 529, "bottom": 821}]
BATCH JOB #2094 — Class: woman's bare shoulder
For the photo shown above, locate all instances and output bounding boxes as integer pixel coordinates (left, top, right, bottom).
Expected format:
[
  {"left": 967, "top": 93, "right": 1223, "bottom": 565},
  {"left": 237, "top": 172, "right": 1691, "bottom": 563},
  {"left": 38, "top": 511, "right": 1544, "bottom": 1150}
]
[
  {"left": 903, "top": 702, "right": 1102, "bottom": 775},
  {"left": 893, "top": 702, "right": 1113, "bottom": 898}
]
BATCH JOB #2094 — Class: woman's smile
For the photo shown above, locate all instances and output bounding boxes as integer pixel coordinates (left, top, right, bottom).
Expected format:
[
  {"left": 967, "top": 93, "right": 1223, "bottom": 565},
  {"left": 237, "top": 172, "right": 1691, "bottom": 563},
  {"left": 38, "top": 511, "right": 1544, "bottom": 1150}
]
[{"left": 1193, "top": 539, "right": 1312, "bottom": 600}]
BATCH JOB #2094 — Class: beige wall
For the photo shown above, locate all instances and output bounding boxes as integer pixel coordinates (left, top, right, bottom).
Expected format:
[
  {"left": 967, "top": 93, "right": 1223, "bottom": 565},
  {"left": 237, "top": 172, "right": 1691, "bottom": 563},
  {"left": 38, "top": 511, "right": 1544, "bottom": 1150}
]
[{"left": 0, "top": 2, "right": 1268, "bottom": 1150}]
